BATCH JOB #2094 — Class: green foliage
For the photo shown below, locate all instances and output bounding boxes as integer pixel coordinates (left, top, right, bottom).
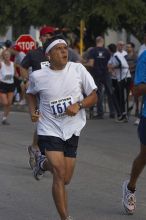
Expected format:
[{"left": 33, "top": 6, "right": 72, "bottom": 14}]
[
  {"left": 0, "top": 0, "right": 146, "bottom": 42},
  {"left": 60, "top": 0, "right": 146, "bottom": 41}
]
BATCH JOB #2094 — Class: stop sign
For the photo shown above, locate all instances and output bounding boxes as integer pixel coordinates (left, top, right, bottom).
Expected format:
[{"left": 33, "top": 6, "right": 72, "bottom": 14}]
[{"left": 16, "top": 34, "right": 36, "bottom": 53}]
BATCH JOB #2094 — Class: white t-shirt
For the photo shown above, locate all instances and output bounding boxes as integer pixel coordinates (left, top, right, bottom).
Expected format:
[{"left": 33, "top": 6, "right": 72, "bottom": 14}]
[
  {"left": 112, "top": 51, "right": 131, "bottom": 81},
  {"left": 27, "top": 62, "right": 97, "bottom": 140},
  {"left": 121, "top": 50, "right": 127, "bottom": 57},
  {"left": 0, "top": 61, "right": 15, "bottom": 84}
]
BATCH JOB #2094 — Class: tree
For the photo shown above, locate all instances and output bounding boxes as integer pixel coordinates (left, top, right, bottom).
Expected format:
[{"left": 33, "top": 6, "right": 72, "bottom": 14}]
[
  {"left": 55, "top": 0, "right": 146, "bottom": 43},
  {"left": 1, "top": 0, "right": 146, "bottom": 43}
]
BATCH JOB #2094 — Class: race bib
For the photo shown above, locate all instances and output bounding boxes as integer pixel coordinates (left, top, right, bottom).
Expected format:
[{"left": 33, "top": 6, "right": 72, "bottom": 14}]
[
  {"left": 4, "top": 74, "right": 13, "bottom": 80},
  {"left": 50, "top": 96, "right": 73, "bottom": 117},
  {"left": 41, "top": 61, "right": 50, "bottom": 68}
]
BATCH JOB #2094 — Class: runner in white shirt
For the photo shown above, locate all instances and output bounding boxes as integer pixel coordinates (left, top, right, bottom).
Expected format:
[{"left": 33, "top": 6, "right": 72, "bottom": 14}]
[
  {"left": 0, "top": 49, "right": 15, "bottom": 125},
  {"left": 27, "top": 36, "right": 97, "bottom": 220}
]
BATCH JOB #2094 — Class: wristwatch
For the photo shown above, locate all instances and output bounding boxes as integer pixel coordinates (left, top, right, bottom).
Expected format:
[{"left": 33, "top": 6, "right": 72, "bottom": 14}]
[{"left": 77, "top": 101, "right": 83, "bottom": 110}]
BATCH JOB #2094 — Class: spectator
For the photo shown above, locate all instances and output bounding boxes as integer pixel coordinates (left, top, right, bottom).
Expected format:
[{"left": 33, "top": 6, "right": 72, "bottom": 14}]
[
  {"left": 126, "top": 42, "right": 139, "bottom": 125},
  {"left": 110, "top": 41, "right": 131, "bottom": 122},
  {"left": 85, "top": 36, "right": 115, "bottom": 119},
  {"left": 107, "top": 43, "right": 122, "bottom": 118},
  {"left": 4, "top": 40, "right": 12, "bottom": 50}
]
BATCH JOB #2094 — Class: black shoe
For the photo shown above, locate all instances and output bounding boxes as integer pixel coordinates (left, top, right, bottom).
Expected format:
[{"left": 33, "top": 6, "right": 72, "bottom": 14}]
[
  {"left": 116, "top": 115, "right": 128, "bottom": 123},
  {"left": 2, "top": 119, "right": 10, "bottom": 125},
  {"left": 135, "top": 110, "right": 139, "bottom": 117},
  {"left": 109, "top": 114, "right": 115, "bottom": 119},
  {"left": 93, "top": 114, "right": 104, "bottom": 119}
]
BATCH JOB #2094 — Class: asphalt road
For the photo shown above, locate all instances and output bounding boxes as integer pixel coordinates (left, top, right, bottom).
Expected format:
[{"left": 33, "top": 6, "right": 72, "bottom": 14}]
[{"left": 0, "top": 111, "right": 146, "bottom": 220}]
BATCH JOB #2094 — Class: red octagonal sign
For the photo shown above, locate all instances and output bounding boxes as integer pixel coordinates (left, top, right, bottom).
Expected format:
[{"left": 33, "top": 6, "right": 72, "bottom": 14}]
[{"left": 16, "top": 34, "right": 36, "bottom": 53}]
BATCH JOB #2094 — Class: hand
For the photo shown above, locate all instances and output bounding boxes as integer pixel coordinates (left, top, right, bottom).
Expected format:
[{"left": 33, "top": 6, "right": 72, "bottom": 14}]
[
  {"left": 31, "top": 110, "right": 40, "bottom": 122},
  {"left": 66, "top": 103, "right": 80, "bottom": 116}
]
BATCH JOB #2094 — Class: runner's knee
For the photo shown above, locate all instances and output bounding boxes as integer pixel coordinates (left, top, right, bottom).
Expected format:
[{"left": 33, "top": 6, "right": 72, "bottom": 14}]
[{"left": 52, "top": 165, "right": 66, "bottom": 182}]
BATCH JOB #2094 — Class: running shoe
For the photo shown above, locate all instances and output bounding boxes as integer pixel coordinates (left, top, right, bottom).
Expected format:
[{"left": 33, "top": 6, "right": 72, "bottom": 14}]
[
  {"left": 33, "top": 155, "right": 46, "bottom": 181},
  {"left": 27, "top": 145, "right": 36, "bottom": 169},
  {"left": 134, "top": 118, "right": 140, "bottom": 126},
  {"left": 19, "top": 99, "right": 26, "bottom": 105},
  {"left": 2, "top": 119, "right": 10, "bottom": 125},
  {"left": 122, "top": 180, "right": 136, "bottom": 215},
  {"left": 65, "top": 216, "right": 73, "bottom": 220}
]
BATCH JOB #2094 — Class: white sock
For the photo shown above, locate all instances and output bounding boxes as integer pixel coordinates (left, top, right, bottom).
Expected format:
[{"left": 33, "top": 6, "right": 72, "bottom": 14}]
[{"left": 2, "top": 116, "right": 7, "bottom": 121}]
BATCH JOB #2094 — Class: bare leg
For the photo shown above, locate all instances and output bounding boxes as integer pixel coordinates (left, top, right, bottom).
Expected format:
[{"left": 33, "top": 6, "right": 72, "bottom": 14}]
[
  {"left": 45, "top": 151, "right": 76, "bottom": 220},
  {"left": 128, "top": 144, "right": 146, "bottom": 190},
  {"left": 6, "top": 92, "right": 14, "bottom": 116},
  {"left": 26, "top": 89, "right": 39, "bottom": 151},
  {"left": 64, "top": 156, "right": 76, "bottom": 212},
  {"left": 134, "top": 96, "right": 139, "bottom": 116},
  {"left": 31, "top": 129, "right": 40, "bottom": 150},
  {"left": 20, "top": 82, "right": 26, "bottom": 102},
  {"left": 0, "top": 92, "right": 14, "bottom": 119}
]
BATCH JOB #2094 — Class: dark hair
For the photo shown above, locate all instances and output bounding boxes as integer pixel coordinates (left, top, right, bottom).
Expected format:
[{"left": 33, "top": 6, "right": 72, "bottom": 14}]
[
  {"left": 43, "top": 34, "right": 67, "bottom": 53},
  {"left": 108, "top": 43, "right": 117, "bottom": 53},
  {"left": 127, "top": 42, "right": 135, "bottom": 48},
  {"left": 4, "top": 40, "right": 12, "bottom": 48}
]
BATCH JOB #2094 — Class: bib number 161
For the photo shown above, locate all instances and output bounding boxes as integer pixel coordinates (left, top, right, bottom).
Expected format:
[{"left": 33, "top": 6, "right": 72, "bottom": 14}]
[{"left": 50, "top": 96, "right": 73, "bottom": 117}]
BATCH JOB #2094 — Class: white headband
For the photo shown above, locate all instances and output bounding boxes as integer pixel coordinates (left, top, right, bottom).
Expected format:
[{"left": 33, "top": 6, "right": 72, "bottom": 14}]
[{"left": 45, "top": 39, "right": 67, "bottom": 53}]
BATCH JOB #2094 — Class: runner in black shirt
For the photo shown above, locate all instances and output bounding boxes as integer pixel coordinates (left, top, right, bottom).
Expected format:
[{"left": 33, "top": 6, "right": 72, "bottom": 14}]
[
  {"left": 21, "top": 46, "right": 50, "bottom": 71},
  {"left": 21, "top": 26, "right": 55, "bottom": 169}
]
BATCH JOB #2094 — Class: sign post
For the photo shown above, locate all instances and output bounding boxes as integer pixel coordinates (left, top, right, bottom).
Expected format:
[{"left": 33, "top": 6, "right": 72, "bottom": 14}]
[
  {"left": 16, "top": 34, "right": 36, "bottom": 53},
  {"left": 80, "top": 19, "right": 85, "bottom": 56}
]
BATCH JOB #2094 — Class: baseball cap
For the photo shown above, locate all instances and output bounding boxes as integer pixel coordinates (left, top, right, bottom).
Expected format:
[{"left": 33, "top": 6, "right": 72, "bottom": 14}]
[
  {"left": 12, "top": 44, "right": 21, "bottom": 51},
  {"left": 40, "top": 26, "right": 55, "bottom": 36}
]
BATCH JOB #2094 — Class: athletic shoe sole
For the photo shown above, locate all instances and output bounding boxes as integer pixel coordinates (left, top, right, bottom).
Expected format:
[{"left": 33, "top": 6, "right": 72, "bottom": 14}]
[
  {"left": 122, "top": 201, "right": 134, "bottom": 215},
  {"left": 29, "top": 157, "right": 36, "bottom": 169},
  {"left": 28, "top": 146, "right": 36, "bottom": 169}
]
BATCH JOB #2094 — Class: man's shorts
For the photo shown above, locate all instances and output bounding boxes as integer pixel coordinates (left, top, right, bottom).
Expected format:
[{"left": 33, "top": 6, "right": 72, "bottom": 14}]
[
  {"left": 138, "top": 116, "right": 146, "bottom": 145},
  {"left": 38, "top": 135, "right": 79, "bottom": 158}
]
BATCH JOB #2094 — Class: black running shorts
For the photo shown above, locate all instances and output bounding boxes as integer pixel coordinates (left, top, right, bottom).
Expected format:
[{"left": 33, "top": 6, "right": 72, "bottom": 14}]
[
  {"left": 38, "top": 134, "right": 79, "bottom": 158},
  {"left": 0, "top": 82, "right": 15, "bottom": 93},
  {"left": 138, "top": 116, "right": 146, "bottom": 145}
]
